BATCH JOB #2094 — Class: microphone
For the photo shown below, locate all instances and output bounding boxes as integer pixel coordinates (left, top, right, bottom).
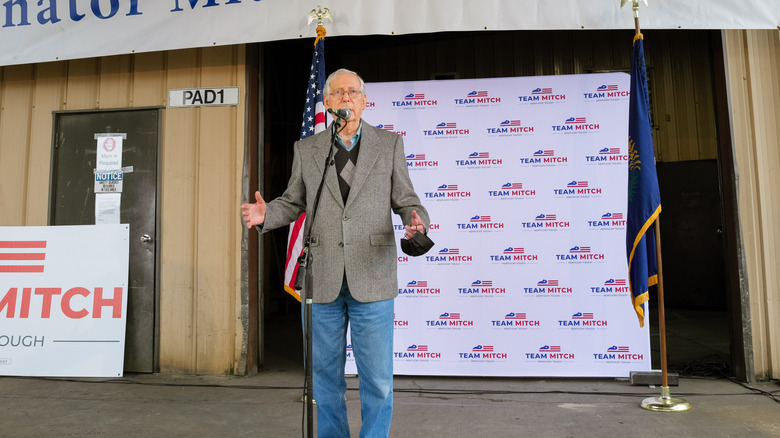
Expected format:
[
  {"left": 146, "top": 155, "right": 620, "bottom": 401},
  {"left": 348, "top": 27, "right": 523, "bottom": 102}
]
[{"left": 327, "top": 108, "right": 352, "bottom": 121}]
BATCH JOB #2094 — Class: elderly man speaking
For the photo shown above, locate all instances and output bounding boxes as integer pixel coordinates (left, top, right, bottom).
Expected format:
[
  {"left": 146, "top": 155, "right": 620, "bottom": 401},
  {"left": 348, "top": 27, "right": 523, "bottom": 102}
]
[{"left": 241, "top": 68, "right": 431, "bottom": 437}]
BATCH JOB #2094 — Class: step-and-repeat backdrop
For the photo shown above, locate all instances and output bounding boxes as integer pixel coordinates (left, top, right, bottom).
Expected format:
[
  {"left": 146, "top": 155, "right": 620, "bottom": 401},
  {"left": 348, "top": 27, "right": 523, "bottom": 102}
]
[{"left": 345, "top": 73, "right": 650, "bottom": 377}]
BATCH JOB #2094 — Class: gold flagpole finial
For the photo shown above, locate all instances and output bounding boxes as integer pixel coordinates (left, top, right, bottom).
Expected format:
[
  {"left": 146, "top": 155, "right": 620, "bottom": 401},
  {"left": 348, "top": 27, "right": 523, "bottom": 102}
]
[
  {"left": 621, "top": 0, "right": 648, "bottom": 35},
  {"left": 307, "top": 6, "right": 332, "bottom": 45}
]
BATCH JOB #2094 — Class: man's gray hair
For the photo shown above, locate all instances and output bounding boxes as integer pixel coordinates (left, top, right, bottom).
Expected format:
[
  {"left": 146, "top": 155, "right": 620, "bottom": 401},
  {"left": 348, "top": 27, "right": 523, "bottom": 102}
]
[{"left": 323, "top": 68, "right": 366, "bottom": 97}]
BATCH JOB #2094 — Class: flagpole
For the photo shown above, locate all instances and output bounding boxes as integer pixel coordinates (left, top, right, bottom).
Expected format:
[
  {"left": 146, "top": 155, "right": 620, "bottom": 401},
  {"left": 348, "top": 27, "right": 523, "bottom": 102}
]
[{"left": 622, "top": 0, "right": 690, "bottom": 412}]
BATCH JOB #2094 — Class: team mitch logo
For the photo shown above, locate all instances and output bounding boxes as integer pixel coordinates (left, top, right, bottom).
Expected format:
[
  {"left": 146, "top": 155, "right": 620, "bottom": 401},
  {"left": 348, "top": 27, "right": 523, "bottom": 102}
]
[
  {"left": 398, "top": 280, "right": 442, "bottom": 296},
  {"left": 556, "top": 245, "right": 605, "bottom": 263},
  {"left": 393, "top": 93, "right": 437, "bottom": 107},
  {"left": 526, "top": 344, "right": 575, "bottom": 361},
  {"left": 587, "top": 212, "right": 625, "bottom": 229},
  {"left": 520, "top": 149, "right": 567, "bottom": 165},
  {"left": 457, "top": 215, "right": 504, "bottom": 231},
  {"left": 518, "top": 87, "right": 566, "bottom": 103},
  {"left": 423, "top": 122, "right": 469, "bottom": 137},
  {"left": 553, "top": 180, "right": 602, "bottom": 197},
  {"left": 488, "top": 182, "right": 536, "bottom": 199},
  {"left": 591, "top": 278, "right": 629, "bottom": 295},
  {"left": 376, "top": 123, "right": 406, "bottom": 137},
  {"left": 425, "top": 183, "right": 471, "bottom": 200},
  {"left": 524, "top": 279, "right": 572, "bottom": 295},
  {"left": 426, "top": 311, "right": 474, "bottom": 328},
  {"left": 459, "top": 344, "right": 507, "bottom": 360},
  {"left": 489, "top": 246, "right": 538, "bottom": 264},
  {"left": 395, "top": 344, "right": 441, "bottom": 360},
  {"left": 552, "top": 116, "right": 600, "bottom": 133},
  {"left": 491, "top": 311, "right": 541, "bottom": 329},
  {"left": 584, "top": 84, "right": 630, "bottom": 100},
  {"left": 459, "top": 279, "right": 506, "bottom": 296},
  {"left": 485, "top": 119, "right": 534, "bottom": 136},
  {"left": 594, "top": 345, "right": 644, "bottom": 361},
  {"left": 454, "top": 90, "right": 501, "bottom": 105},
  {"left": 455, "top": 151, "right": 502, "bottom": 167},
  {"left": 426, "top": 248, "right": 473, "bottom": 264},
  {"left": 406, "top": 153, "right": 438, "bottom": 169},
  {"left": 559, "top": 311, "right": 608, "bottom": 329},
  {"left": 586, "top": 146, "right": 628, "bottom": 164},
  {"left": 522, "top": 213, "right": 569, "bottom": 230}
]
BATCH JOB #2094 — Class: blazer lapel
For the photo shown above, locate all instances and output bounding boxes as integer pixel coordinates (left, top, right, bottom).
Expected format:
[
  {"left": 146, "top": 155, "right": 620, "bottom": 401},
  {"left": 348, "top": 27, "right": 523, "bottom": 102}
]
[
  {"left": 345, "top": 122, "right": 380, "bottom": 209},
  {"left": 312, "top": 129, "right": 344, "bottom": 207}
]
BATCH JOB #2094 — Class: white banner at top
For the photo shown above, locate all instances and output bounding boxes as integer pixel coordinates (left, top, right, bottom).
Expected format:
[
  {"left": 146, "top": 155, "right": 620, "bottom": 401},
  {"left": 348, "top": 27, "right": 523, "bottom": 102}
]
[{"left": 1, "top": 0, "right": 778, "bottom": 67}]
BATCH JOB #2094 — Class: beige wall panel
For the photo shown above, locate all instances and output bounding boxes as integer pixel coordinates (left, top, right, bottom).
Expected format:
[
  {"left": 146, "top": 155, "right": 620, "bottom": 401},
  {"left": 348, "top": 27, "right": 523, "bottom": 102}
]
[
  {"left": 195, "top": 46, "right": 240, "bottom": 374},
  {"left": 725, "top": 29, "right": 780, "bottom": 379},
  {"left": 133, "top": 52, "right": 167, "bottom": 107},
  {"left": 0, "top": 65, "right": 33, "bottom": 226},
  {"left": 159, "top": 49, "right": 201, "bottom": 373},
  {"left": 64, "top": 58, "right": 98, "bottom": 110},
  {"left": 27, "top": 62, "right": 67, "bottom": 226},
  {"left": 98, "top": 55, "right": 132, "bottom": 109}
]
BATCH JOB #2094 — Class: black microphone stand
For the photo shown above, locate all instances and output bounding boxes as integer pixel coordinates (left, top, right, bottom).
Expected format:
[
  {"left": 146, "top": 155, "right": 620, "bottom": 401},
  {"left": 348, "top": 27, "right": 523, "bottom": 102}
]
[{"left": 296, "top": 116, "right": 346, "bottom": 437}]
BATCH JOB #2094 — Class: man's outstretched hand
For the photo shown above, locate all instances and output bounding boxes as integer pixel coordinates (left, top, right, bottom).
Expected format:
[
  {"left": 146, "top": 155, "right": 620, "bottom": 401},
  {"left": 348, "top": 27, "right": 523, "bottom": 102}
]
[
  {"left": 403, "top": 210, "right": 426, "bottom": 239},
  {"left": 241, "top": 191, "right": 267, "bottom": 228}
]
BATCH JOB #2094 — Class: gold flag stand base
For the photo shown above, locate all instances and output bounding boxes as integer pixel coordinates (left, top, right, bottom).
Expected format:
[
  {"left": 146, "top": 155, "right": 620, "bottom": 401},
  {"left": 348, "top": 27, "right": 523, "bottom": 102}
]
[{"left": 641, "top": 386, "right": 691, "bottom": 412}]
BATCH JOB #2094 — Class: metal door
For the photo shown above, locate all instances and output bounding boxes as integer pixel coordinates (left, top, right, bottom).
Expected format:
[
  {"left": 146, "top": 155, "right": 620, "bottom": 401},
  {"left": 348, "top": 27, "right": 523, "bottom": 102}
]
[{"left": 50, "top": 109, "right": 160, "bottom": 373}]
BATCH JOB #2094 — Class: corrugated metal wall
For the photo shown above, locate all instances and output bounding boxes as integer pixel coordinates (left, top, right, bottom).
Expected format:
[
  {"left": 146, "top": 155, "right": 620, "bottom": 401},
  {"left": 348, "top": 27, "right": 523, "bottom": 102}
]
[
  {"left": 0, "top": 46, "right": 248, "bottom": 375},
  {"left": 724, "top": 29, "right": 780, "bottom": 380}
]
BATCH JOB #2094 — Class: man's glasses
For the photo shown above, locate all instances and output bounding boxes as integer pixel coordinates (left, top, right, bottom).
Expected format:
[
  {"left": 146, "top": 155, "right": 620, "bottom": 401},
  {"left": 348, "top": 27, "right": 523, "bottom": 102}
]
[{"left": 330, "top": 89, "right": 363, "bottom": 99}]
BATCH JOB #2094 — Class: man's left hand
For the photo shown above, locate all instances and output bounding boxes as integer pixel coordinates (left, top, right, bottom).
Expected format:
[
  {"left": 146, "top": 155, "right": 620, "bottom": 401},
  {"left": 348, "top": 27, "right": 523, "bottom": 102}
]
[{"left": 404, "top": 210, "right": 426, "bottom": 239}]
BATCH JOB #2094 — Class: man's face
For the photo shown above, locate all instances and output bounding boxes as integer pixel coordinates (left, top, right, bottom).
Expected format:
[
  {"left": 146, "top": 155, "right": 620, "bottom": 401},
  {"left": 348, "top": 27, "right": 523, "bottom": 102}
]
[{"left": 324, "top": 73, "right": 367, "bottom": 123}]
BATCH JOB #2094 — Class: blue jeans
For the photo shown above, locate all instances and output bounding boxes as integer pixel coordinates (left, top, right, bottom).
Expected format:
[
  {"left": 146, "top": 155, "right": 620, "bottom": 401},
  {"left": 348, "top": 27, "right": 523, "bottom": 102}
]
[{"left": 310, "top": 276, "right": 394, "bottom": 438}]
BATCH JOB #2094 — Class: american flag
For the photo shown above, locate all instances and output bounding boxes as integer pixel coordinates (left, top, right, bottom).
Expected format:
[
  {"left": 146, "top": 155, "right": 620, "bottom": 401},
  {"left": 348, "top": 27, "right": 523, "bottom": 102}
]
[
  {"left": 572, "top": 312, "right": 594, "bottom": 319},
  {"left": 500, "top": 120, "right": 522, "bottom": 127},
  {"left": 565, "top": 117, "right": 587, "bottom": 124},
  {"left": 505, "top": 312, "right": 526, "bottom": 320},
  {"left": 437, "top": 122, "right": 457, "bottom": 129},
  {"left": 538, "top": 279, "right": 559, "bottom": 286},
  {"left": 468, "top": 91, "right": 488, "bottom": 97},
  {"left": 503, "top": 247, "right": 524, "bottom": 254},
  {"left": 283, "top": 35, "right": 326, "bottom": 301},
  {"left": 406, "top": 153, "right": 425, "bottom": 161},
  {"left": 407, "top": 280, "right": 428, "bottom": 287},
  {"left": 598, "top": 84, "right": 619, "bottom": 91},
  {"left": 439, "top": 248, "right": 459, "bottom": 255},
  {"left": 501, "top": 182, "right": 523, "bottom": 190},
  {"left": 439, "top": 312, "right": 460, "bottom": 319},
  {"left": 567, "top": 181, "right": 588, "bottom": 188},
  {"left": 405, "top": 93, "right": 425, "bottom": 100},
  {"left": 0, "top": 240, "right": 46, "bottom": 273},
  {"left": 608, "top": 346, "right": 630, "bottom": 352},
  {"left": 569, "top": 246, "right": 591, "bottom": 253},
  {"left": 378, "top": 124, "right": 394, "bottom": 131},
  {"left": 470, "top": 215, "right": 491, "bottom": 222},
  {"left": 533, "top": 150, "right": 554, "bottom": 157},
  {"left": 539, "top": 345, "right": 561, "bottom": 352},
  {"left": 599, "top": 147, "right": 621, "bottom": 154},
  {"left": 469, "top": 152, "right": 489, "bottom": 159},
  {"left": 532, "top": 87, "right": 553, "bottom": 94},
  {"left": 407, "top": 344, "right": 428, "bottom": 351},
  {"left": 601, "top": 212, "right": 624, "bottom": 219},
  {"left": 437, "top": 184, "right": 458, "bottom": 191},
  {"left": 473, "top": 345, "right": 494, "bottom": 352},
  {"left": 536, "top": 214, "right": 556, "bottom": 221}
]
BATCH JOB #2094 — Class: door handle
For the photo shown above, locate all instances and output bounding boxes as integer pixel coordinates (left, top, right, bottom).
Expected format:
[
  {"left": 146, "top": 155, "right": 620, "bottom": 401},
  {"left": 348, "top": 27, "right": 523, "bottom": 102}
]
[{"left": 140, "top": 234, "right": 153, "bottom": 244}]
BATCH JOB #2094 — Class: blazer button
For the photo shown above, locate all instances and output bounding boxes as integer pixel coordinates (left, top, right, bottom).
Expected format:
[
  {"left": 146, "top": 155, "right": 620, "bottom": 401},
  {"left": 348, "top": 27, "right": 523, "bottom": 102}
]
[
  {"left": 338, "top": 242, "right": 344, "bottom": 247},
  {"left": 343, "top": 216, "right": 348, "bottom": 221}
]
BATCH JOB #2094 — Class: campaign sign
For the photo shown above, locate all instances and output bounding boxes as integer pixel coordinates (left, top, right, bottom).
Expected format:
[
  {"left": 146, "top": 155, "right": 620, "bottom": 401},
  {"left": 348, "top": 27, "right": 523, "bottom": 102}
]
[{"left": 0, "top": 225, "right": 129, "bottom": 377}]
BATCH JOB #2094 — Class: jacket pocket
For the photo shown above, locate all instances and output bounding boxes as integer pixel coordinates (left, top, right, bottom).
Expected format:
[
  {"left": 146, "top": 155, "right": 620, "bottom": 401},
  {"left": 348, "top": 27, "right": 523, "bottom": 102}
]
[{"left": 369, "top": 233, "right": 395, "bottom": 246}]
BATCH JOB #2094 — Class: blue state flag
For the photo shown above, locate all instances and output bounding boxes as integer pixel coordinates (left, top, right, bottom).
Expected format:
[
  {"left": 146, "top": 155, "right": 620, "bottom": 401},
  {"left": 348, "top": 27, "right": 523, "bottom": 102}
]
[{"left": 626, "top": 34, "right": 661, "bottom": 327}]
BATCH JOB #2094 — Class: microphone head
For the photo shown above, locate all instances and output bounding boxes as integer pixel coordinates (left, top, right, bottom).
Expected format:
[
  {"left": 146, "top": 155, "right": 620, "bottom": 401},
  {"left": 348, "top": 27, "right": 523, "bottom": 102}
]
[
  {"left": 329, "top": 107, "right": 351, "bottom": 120},
  {"left": 341, "top": 108, "right": 352, "bottom": 120}
]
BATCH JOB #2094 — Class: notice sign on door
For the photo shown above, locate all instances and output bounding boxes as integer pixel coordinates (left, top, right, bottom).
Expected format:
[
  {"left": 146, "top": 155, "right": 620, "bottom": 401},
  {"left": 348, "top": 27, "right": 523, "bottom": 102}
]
[{"left": 0, "top": 224, "right": 129, "bottom": 377}]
